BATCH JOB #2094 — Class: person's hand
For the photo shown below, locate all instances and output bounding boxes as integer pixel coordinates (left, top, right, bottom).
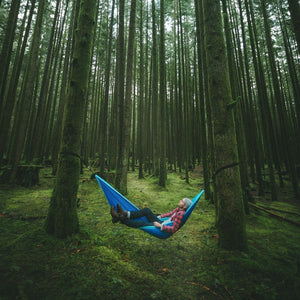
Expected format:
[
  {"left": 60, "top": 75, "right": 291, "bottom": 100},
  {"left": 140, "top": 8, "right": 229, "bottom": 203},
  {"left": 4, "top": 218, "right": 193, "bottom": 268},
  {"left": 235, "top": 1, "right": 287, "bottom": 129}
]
[{"left": 153, "top": 221, "right": 162, "bottom": 228}]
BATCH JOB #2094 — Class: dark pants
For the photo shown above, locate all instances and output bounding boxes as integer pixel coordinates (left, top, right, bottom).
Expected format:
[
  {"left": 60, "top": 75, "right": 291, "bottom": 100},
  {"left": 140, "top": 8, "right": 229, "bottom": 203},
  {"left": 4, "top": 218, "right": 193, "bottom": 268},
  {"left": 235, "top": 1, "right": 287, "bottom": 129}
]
[{"left": 121, "top": 208, "right": 162, "bottom": 228}]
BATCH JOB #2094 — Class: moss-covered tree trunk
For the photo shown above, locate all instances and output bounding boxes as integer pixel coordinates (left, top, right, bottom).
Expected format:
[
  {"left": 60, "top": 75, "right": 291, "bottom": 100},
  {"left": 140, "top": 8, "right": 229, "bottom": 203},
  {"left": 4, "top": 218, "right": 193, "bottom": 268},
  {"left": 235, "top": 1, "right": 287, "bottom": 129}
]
[
  {"left": 45, "top": 0, "right": 97, "bottom": 238},
  {"left": 203, "top": 0, "right": 247, "bottom": 251}
]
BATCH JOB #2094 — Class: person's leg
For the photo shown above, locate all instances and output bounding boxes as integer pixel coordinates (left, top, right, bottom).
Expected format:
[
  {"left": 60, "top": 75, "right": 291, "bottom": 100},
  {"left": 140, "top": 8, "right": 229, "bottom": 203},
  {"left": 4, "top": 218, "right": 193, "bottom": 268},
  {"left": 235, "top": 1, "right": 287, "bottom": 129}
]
[
  {"left": 118, "top": 206, "right": 161, "bottom": 228},
  {"left": 121, "top": 218, "right": 153, "bottom": 228},
  {"left": 129, "top": 207, "right": 160, "bottom": 223}
]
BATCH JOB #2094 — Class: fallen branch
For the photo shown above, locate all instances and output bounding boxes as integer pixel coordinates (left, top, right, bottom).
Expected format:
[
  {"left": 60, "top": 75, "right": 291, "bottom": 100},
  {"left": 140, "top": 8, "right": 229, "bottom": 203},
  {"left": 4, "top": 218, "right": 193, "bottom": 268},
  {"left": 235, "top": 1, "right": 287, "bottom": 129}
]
[
  {"left": 255, "top": 202, "right": 300, "bottom": 217},
  {"left": 249, "top": 203, "right": 300, "bottom": 226}
]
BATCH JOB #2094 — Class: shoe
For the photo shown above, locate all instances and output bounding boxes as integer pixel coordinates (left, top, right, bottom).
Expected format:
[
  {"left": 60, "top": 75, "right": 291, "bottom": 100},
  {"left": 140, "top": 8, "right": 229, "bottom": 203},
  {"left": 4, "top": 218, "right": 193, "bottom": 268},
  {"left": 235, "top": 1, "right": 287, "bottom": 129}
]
[
  {"left": 110, "top": 206, "right": 120, "bottom": 223},
  {"left": 117, "top": 204, "right": 128, "bottom": 220}
]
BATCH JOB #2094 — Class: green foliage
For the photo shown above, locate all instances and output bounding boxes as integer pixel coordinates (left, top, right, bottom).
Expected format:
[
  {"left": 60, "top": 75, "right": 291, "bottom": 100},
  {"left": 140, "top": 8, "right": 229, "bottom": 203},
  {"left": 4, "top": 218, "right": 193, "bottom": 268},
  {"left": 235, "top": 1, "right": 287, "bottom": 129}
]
[{"left": 0, "top": 168, "right": 299, "bottom": 299}]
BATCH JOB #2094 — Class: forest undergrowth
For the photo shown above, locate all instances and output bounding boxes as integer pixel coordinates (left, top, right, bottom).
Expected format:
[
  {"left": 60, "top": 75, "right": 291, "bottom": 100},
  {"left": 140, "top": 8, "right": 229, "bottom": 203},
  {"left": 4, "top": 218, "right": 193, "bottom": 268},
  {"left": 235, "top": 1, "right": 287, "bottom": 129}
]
[{"left": 0, "top": 167, "right": 299, "bottom": 299}]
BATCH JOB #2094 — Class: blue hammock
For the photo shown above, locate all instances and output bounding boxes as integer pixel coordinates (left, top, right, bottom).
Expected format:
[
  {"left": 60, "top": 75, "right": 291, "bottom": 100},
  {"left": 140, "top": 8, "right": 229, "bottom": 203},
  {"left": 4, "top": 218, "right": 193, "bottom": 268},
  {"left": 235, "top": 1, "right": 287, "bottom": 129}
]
[{"left": 95, "top": 175, "right": 204, "bottom": 239}]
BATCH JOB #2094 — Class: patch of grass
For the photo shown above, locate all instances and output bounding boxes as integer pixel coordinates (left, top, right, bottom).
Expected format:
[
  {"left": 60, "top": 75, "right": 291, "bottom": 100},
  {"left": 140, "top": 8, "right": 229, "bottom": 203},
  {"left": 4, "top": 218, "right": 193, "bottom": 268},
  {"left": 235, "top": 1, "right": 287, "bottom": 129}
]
[{"left": 0, "top": 168, "right": 299, "bottom": 299}]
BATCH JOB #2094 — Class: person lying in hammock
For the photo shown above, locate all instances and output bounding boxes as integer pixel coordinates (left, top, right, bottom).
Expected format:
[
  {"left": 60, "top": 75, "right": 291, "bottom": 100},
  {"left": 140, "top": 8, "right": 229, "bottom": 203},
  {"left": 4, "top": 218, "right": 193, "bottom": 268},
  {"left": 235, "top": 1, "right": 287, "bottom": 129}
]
[{"left": 110, "top": 198, "right": 192, "bottom": 234}]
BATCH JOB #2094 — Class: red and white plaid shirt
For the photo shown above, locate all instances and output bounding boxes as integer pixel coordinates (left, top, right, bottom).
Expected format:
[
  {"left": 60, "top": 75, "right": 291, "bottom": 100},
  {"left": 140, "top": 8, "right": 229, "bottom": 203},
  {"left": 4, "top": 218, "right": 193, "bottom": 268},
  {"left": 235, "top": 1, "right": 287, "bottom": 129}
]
[{"left": 160, "top": 208, "right": 185, "bottom": 233}]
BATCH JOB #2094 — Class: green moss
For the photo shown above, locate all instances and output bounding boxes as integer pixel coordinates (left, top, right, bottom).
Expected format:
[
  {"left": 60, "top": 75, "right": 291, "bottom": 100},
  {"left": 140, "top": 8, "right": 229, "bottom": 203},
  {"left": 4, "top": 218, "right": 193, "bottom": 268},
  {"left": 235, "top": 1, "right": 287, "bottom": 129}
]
[{"left": 0, "top": 167, "right": 299, "bottom": 299}]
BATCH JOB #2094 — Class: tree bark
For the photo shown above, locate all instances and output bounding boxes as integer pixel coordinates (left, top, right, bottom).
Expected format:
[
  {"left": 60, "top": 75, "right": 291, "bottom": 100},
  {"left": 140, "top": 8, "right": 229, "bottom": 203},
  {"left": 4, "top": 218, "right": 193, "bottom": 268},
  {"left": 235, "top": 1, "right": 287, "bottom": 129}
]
[
  {"left": 159, "top": 0, "right": 166, "bottom": 187},
  {"left": 203, "top": 0, "right": 248, "bottom": 251},
  {"left": 115, "top": 0, "right": 137, "bottom": 195},
  {"left": 45, "top": 0, "right": 97, "bottom": 238}
]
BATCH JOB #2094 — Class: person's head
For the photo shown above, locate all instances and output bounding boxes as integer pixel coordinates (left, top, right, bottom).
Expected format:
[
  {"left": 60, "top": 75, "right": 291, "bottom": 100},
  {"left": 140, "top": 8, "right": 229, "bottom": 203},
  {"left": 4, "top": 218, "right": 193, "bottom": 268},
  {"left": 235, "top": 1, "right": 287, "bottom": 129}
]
[{"left": 178, "top": 198, "right": 192, "bottom": 210}]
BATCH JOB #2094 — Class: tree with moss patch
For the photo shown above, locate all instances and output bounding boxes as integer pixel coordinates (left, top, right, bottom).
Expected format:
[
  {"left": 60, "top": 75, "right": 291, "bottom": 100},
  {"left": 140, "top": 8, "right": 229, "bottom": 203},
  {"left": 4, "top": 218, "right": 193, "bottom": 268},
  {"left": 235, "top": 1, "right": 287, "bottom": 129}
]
[
  {"left": 45, "top": 0, "right": 97, "bottom": 238},
  {"left": 202, "top": 0, "right": 248, "bottom": 251}
]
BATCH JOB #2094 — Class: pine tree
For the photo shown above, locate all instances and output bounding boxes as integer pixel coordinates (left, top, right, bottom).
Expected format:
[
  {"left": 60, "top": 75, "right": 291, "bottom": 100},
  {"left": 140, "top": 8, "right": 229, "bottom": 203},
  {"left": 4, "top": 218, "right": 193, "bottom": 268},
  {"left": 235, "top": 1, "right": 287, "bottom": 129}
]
[
  {"left": 203, "top": 0, "right": 248, "bottom": 251},
  {"left": 45, "top": 0, "right": 97, "bottom": 238}
]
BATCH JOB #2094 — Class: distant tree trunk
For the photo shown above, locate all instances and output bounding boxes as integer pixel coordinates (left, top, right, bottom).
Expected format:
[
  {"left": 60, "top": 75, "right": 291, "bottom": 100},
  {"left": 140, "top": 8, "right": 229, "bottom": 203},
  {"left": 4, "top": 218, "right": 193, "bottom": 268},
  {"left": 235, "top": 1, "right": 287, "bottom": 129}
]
[
  {"left": 31, "top": 0, "right": 61, "bottom": 162},
  {"left": 99, "top": 0, "right": 115, "bottom": 177},
  {"left": 287, "top": 0, "right": 300, "bottom": 54},
  {"left": 109, "top": 0, "right": 125, "bottom": 173},
  {"left": 115, "top": 0, "right": 137, "bottom": 195},
  {"left": 0, "top": 0, "right": 35, "bottom": 165},
  {"left": 159, "top": 0, "right": 166, "bottom": 187},
  {"left": 203, "top": 0, "right": 248, "bottom": 251},
  {"left": 237, "top": 0, "right": 264, "bottom": 196},
  {"left": 278, "top": 3, "right": 300, "bottom": 144},
  {"left": 45, "top": 0, "right": 97, "bottom": 238},
  {"left": 0, "top": 0, "right": 21, "bottom": 106},
  {"left": 245, "top": 0, "right": 278, "bottom": 201},
  {"left": 151, "top": 0, "right": 159, "bottom": 176},
  {"left": 137, "top": 1, "right": 145, "bottom": 179},
  {"left": 261, "top": 0, "right": 299, "bottom": 199},
  {"left": 178, "top": 0, "right": 190, "bottom": 184},
  {"left": 8, "top": 0, "right": 45, "bottom": 180},
  {"left": 195, "top": 0, "right": 210, "bottom": 199}
]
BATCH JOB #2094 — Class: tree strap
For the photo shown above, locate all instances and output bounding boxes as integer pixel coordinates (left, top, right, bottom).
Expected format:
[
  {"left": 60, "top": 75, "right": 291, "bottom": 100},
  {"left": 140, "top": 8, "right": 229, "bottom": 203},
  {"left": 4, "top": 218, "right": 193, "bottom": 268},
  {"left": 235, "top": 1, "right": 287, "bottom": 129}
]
[{"left": 210, "top": 162, "right": 239, "bottom": 183}]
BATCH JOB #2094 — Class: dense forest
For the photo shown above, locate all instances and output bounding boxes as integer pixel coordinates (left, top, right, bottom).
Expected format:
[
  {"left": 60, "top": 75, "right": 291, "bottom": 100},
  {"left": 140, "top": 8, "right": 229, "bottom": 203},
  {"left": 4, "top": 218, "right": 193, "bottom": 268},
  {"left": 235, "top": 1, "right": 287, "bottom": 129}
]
[{"left": 0, "top": 0, "right": 300, "bottom": 298}]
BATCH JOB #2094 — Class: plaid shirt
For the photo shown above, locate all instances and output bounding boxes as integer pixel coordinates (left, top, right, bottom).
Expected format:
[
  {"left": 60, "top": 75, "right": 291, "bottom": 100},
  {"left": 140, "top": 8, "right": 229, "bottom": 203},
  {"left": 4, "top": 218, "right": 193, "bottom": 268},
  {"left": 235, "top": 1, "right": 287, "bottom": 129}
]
[{"left": 160, "top": 208, "right": 185, "bottom": 233}]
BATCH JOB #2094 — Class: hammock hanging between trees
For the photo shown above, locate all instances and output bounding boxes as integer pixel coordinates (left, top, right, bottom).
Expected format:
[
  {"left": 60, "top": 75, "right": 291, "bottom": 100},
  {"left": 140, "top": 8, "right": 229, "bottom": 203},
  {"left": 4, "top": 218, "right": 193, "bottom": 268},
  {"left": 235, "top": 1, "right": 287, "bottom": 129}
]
[{"left": 95, "top": 175, "right": 205, "bottom": 239}]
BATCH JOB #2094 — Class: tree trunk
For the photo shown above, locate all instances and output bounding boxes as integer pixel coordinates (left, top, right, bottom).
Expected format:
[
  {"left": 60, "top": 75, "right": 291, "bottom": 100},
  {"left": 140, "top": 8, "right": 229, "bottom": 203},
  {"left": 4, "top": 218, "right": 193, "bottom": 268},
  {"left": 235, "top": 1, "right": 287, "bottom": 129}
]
[
  {"left": 45, "top": 0, "right": 97, "bottom": 238},
  {"left": 8, "top": 0, "right": 45, "bottom": 179},
  {"left": 287, "top": 0, "right": 300, "bottom": 55},
  {"left": 159, "top": 0, "right": 166, "bottom": 187},
  {"left": 195, "top": 0, "right": 211, "bottom": 200},
  {"left": 0, "top": 0, "right": 21, "bottom": 106},
  {"left": 203, "top": 0, "right": 248, "bottom": 251},
  {"left": 222, "top": 0, "right": 250, "bottom": 213},
  {"left": 115, "top": 0, "right": 137, "bottom": 195},
  {"left": 99, "top": 0, "right": 115, "bottom": 177},
  {"left": 0, "top": 0, "right": 35, "bottom": 165}
]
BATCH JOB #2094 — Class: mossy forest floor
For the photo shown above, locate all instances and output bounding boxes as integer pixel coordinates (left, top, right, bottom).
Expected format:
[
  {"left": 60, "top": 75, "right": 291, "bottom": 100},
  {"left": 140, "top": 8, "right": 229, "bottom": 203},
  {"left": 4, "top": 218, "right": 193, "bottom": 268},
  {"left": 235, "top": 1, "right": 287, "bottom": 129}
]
[{"left": 0, "top": 167, "right": 300, "bottom": 299}]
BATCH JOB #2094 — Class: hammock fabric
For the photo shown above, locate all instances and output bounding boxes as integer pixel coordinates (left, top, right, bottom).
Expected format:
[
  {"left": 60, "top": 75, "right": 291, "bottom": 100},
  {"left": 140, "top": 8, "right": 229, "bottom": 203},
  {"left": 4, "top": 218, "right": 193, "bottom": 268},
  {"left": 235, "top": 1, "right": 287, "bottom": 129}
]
[{"left": 95, "top": 175, "right": 204, "bottom": 239}]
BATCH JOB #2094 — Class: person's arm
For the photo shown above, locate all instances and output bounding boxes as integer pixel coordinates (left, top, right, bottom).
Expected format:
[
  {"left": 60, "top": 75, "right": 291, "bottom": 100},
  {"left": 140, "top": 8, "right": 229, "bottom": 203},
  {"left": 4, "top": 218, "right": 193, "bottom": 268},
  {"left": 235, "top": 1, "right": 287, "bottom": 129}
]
[
  {"left": 159, "top": 208, "right": 176, "bottom": 219},
  {"left": 160, "top": 210, "right": 185, "bottom": 233},
  {"left": 154, "top": 208, "right": 177, "bottom": 229}
]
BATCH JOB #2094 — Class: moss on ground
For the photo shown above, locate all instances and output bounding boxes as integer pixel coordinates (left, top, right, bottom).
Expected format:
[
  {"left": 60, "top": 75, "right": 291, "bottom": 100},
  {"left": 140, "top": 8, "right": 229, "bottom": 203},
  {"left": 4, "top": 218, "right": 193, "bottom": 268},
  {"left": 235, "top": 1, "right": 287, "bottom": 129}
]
[{"left": 0, "top": 167, "right": 299, "bottom": 299}]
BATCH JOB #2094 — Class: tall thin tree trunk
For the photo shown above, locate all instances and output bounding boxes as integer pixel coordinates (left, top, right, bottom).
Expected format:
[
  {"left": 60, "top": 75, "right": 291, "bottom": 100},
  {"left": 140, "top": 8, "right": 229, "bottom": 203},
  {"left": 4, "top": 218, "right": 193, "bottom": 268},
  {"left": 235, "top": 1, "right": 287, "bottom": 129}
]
[
  {"left": 115, "top": 0, "right": 137, "bottom": 194},
  {"left": 99, "top": 0, "right": 115, "bottom": 177},
  {"left": 159, "top": 0, "right": 166, "bottom": 187},
  {"left": 287, "top": 0, "right": 300, "bottom": 54},
  {"left": 32, "top": 0, "right": 61, "bottom": 161},
  {"left": 151, "top": 0, "right": 159, "bottom": 176},
  {"left": 195, "top": 0, "right": 210, "bottom": 200},
  {"left": 9, "top": 0, "right": 45, "bottom": 180},
  {"left": 0, "top": 0, "right": 35, "bottom": 165},
  {"left": 0, "top": 0, "right": 21, "bottom": 106},
  {"left": 137, "top": 1, "right": 145, "bottom": 179}
]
